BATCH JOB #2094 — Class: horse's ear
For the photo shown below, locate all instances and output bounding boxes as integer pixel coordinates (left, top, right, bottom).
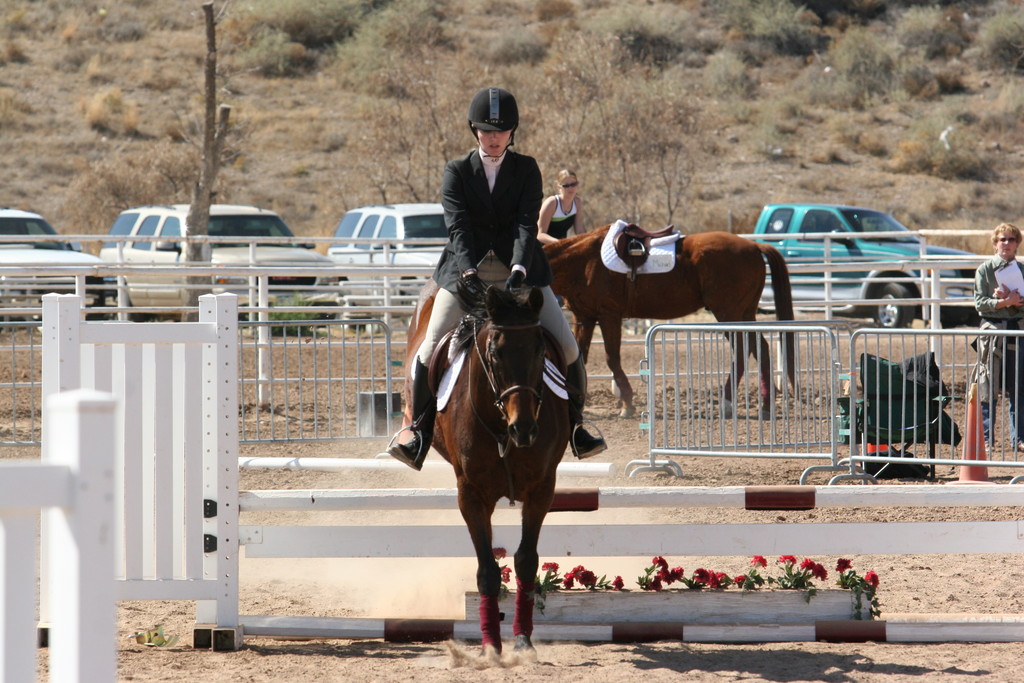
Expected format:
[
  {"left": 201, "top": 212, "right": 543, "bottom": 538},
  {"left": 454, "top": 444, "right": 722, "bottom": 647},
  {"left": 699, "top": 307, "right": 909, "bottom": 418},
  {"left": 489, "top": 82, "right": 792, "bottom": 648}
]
[
  {"left": 484, "top": 285, "right": 502, "bottom": 315},
  {"left": 527, "top": 286, "right": 544, "bottom": 313}
]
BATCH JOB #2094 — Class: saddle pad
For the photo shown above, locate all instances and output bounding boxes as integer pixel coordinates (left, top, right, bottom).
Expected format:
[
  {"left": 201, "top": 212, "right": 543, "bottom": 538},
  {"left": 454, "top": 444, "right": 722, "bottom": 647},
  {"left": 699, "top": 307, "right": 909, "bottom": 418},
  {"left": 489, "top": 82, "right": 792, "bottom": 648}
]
[
  {"left": 437, "top": 352, "right": 568, "bottom": 412},
  {"left": 600, "top": 220, "right": 681, "bottom": 275}
]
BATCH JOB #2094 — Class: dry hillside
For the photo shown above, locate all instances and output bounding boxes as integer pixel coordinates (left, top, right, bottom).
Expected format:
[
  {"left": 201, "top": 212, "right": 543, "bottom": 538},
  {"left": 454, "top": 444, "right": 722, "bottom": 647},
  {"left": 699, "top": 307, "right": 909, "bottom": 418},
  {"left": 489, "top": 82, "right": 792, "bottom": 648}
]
[{"left": 3, "top": 0, "right": 1024, "bottom": 255}]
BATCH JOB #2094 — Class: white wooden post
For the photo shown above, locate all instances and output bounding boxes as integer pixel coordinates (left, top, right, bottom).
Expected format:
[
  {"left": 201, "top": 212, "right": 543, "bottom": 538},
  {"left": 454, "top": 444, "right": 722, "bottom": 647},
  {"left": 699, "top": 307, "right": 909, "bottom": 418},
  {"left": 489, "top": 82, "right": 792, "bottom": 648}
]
[
  {"left": 2, "top": 390, "right": 116, "bottom": 683},
  {"left": 1, "top": 513, "right": 36, "bottom": 682},
  {"left": 45, "top": 390, "right": 117, "bottom": 683},
  {"left": 195, "top": 293, "right": 241, "bottom": 649}
]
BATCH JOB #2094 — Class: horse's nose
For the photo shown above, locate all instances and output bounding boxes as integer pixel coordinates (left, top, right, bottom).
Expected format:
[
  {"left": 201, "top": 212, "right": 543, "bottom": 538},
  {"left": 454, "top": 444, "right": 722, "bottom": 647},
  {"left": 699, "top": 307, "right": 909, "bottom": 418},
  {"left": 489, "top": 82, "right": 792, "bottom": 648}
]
[{"left": 508, "top": 420, "right": 538, "bottom": 448}]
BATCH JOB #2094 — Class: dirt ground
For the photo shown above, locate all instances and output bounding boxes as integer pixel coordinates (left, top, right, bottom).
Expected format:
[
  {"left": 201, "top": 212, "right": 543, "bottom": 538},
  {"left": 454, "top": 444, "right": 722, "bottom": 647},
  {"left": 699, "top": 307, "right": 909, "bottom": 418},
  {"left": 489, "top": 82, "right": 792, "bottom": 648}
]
[{"left": 15, "top": 341, "right": 1024, "bottom": 682}]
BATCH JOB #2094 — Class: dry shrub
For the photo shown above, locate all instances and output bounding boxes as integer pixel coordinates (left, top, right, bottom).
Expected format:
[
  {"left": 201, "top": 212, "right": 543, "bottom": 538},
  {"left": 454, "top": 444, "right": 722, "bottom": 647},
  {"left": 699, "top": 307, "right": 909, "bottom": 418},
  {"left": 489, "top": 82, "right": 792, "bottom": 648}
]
[
  {"left": 717, "top": 0, "right": 821, "bottom": 57},
  {"left": 85, "top": 54, "right": 112, "bottom": 83},
  {"left": 224, "top": 0, "right": 373, "bottom": 77},
  {"left": 537, "top": 0, "right": 575, "bottom": 22},
  {"left": 703, "top": 49, "right": 755, "bottom": 99},
  {"left": 902, "top": 63, "right": 939, "bottom": 100},
  {"left": 928, "top": 186, "right": 969, "bottom": 215},
  {"left": 1, "top": 41, "right": 28, "bottom": 64},
  {"left": 226, "top": 0, "right": 367, "bottom": 51},
  {"left": 977, "top": 81, "right": 1024, "bottom": 137},
  {"left": 583, "top": 5, "right": 691, "bottom": 66},
  {"left": 0, "top": 87, "right": 32, "bottom": 130},
  {"left": 4, "top": 6, "right": 31, "bottom": 33},
  {"left": 53, "top": 45, "right": 90, "bottom": 73},
  {"left": 797, "top": 170, "right": 841, "bottom": 193},
  {"left": 819, "top": 25, "right": 898, "bottom": 109},
  {"left": 138, "top": 59, "right": 181, "bottom": 91},
  {"left": 61, "top": 140, "right": 201, "bottom": 234},
  {"left": 59, "top": 21, "right": 78, "bottom": 43},
  {"left": 933, "top": 65, "right": 966, "bottom": 95},
  {"left": 809, "top": 146, "right": 846, "bottom": 164},
  {"left": 896, "top": 6, "right": 969, "bottom": 60},
  {"left": 485, "top": 28, "right": 547, "bottom": 65},
  {"left": 890, "top": 120, "right": 991, "bottom": 182},
  {"left": 330, "top": 0, "right": 449, "bottom": 95},
  {"left": 854, "top": 130, "right": 888, "bottom": 157},
  {"left": 82, "top": 88, "right": 139, "bottom": 135},
  {"left": 232, "top": 29, "right": 317, "bottom": 78},
  {"left": 977, "top": 7, "right": 1024, "bottom": 72},
  {"left": 101, "top": 19, "right": 146, "bottom": 43}
]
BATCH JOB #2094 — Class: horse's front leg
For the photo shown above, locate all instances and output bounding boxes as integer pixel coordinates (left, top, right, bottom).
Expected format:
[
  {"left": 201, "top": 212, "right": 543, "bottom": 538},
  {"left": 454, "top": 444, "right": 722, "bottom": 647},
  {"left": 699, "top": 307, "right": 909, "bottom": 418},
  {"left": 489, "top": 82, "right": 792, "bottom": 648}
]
[
  {"left": 598, "top": 316, "right": 634, "bottom": 418},
  {"left": 511, "top": 489, "right": 553, "bottom": 652},
  {"left": 459, "top": 493, "right": 503, "bottom": 654}
]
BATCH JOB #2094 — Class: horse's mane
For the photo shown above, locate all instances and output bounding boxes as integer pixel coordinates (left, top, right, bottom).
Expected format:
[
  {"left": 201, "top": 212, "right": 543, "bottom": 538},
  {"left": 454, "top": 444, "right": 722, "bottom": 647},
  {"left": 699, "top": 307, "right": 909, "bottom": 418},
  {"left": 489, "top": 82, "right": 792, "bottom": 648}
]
[{"left": 452, "top": 282, "right": 541, "bottom": 353}]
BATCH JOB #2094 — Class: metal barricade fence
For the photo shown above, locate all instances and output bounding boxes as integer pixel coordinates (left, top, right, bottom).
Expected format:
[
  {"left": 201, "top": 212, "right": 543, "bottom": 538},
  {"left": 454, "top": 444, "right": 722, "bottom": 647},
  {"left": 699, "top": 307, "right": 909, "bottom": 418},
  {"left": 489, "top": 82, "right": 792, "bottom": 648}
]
[
  {"left": 238, "top": 317, "right": 395, "bottom": 443},
  {"left": 837, "top": 327, "right": 1024, "bottom": 484},
  {"left": 0, "top": 320, "right": 41, "bottom": 447},
  {"left": 636, "top": 323, "right": 841, "bottom": 479},
  {"left": 0, "top": 317, "right": 397, "bottom": 447}
]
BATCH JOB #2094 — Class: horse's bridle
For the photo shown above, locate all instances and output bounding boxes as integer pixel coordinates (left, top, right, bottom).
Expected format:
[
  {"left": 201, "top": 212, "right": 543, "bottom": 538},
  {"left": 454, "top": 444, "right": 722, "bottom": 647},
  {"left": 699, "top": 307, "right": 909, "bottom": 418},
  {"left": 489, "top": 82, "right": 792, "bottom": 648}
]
[{"left": 470, "top": 319, "right": 546, "bottom": 447}]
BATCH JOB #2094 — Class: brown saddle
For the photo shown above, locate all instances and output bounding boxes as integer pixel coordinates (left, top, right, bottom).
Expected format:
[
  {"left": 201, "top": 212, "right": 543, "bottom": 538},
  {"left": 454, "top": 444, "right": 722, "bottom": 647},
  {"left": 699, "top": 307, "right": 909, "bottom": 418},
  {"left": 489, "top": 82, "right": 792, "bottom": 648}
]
[
  {"left": 613, "top": 223, "right": 677, "bottom": 280},
  {"left": 426, "top": 326, "right": 566, "bottom": 396},
  {"left": 614, "top": 223, "right": 676, "bottom": 271}
]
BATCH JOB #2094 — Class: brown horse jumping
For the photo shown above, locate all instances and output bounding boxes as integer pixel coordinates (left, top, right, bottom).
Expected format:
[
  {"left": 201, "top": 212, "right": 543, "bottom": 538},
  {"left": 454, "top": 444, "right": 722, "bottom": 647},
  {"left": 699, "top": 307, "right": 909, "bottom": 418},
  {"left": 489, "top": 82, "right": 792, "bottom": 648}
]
[
  {"left": 401, "top": 280, "right": 569, "bottom": 654},
  {"left": 544, "top": 225, "right": 796, "bottom": 418}
]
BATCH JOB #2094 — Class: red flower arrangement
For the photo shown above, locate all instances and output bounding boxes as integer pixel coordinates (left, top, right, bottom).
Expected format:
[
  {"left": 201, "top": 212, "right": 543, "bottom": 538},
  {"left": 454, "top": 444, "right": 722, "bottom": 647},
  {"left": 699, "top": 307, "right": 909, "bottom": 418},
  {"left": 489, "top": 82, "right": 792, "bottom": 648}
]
[{"left": 493, "top": 550, "right": 882, "bottom": 619}]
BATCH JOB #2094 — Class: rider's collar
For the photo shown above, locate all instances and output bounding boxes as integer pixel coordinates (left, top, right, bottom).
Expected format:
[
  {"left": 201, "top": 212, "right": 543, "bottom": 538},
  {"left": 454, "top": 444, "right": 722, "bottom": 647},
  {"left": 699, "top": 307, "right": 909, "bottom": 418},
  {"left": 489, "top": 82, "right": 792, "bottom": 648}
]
[{"left": 478, "top": 147, "right": 506, "bottom": 167}]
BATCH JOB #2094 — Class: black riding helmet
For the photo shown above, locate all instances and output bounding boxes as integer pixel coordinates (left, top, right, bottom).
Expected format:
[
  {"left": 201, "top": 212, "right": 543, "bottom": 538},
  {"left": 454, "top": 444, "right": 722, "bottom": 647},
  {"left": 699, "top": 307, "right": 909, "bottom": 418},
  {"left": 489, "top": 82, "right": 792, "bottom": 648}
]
[{"left": 467, "top": 87, "right": 518, "bottom": 145}]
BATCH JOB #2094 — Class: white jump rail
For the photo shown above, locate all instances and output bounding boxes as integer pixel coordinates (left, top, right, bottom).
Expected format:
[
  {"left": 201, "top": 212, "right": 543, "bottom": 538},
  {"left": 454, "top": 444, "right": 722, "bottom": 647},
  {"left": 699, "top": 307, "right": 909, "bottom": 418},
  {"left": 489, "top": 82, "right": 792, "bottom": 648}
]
[
  {"left": 2, "top": 391, "right": 116, "bottom": 683},
  {"left": 39, "top": 293, "right": 241, "bottom": 651},
  {"left": 236, "top": 483, "right": 1024, "bottom": 644},
  {"left": 239, "top": 457, "right": 616, "bottom": 478}
]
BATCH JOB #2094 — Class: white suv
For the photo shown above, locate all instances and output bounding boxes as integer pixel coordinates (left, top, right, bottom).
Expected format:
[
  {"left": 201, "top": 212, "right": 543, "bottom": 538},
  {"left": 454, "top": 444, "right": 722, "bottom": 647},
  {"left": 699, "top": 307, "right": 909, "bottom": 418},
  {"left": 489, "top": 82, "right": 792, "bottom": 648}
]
[
  {"left": 327, "top": 203, "right": 446, "bottom": 272},
  {"left": 99, "top": 204, "right": 337, "bottom": 309},
  {"left": 0, "top": 208, "right": 112, "bottom": 313}
]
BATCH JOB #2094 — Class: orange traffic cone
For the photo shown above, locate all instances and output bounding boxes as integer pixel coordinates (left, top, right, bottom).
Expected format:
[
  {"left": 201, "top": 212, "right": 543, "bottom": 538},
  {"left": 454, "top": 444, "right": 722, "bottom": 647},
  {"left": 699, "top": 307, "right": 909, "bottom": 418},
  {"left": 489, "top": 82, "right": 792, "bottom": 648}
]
[{"left": 950, "top": 382, "right": 993, "bottom": 485}]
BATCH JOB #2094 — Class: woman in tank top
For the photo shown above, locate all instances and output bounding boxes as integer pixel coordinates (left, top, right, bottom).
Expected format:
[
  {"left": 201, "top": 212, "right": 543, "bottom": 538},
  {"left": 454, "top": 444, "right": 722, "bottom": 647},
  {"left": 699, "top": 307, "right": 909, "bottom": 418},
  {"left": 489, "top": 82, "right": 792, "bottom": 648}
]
[{"left": 537, "top": 169, "right": 589, "bottom": 244}]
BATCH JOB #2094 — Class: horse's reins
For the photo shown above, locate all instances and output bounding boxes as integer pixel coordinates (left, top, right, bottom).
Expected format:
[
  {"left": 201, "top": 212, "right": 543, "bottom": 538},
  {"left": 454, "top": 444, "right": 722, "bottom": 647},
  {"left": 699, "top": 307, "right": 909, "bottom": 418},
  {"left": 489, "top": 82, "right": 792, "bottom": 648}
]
[{"left": 468, "top": 318, "right": 546, "bottom": 505}]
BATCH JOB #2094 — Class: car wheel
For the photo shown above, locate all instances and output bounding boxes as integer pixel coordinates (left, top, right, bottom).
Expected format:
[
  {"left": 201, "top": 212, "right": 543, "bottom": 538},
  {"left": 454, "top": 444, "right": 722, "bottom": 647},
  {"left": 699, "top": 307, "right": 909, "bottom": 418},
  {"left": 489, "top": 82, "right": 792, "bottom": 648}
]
[{"left": 874, "top": 283, "right": 915, "bottom": 328}]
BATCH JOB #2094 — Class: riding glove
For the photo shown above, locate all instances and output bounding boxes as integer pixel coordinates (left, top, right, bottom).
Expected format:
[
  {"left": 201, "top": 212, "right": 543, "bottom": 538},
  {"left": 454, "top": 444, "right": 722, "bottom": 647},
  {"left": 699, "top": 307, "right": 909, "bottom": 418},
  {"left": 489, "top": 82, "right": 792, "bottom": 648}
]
[
  {"left": 460, "top": 271, "right": 488, "bottom": 300},
  {"left": 505, "top": 269, "right": 525, "bottom": 291}
]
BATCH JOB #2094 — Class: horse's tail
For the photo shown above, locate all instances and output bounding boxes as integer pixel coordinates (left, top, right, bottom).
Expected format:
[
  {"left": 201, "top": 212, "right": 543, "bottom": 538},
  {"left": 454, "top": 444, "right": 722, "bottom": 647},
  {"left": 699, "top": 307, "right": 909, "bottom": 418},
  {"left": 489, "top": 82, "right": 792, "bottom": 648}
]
[
  {"left": 755, "top": 242, "right": 794, "bottom": 322},
  {"left": 756, "top": 242, "right": 797, "bottom": 388}
]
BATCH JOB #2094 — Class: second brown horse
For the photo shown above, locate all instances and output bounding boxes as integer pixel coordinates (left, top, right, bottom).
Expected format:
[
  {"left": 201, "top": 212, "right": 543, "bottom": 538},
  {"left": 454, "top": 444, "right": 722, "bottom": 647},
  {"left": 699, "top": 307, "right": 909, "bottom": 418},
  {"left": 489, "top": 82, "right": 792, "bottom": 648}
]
[{"left": 544, "top": 225, "right": 796, "bottom": 418}]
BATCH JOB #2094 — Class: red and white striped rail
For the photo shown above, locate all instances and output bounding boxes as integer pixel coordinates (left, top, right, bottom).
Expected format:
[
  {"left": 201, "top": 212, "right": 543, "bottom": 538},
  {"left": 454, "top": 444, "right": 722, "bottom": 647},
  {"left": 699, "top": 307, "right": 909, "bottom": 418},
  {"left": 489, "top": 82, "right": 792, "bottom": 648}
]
[{"left": 237, "top": 614, "right": 1024, "bottom": 644}]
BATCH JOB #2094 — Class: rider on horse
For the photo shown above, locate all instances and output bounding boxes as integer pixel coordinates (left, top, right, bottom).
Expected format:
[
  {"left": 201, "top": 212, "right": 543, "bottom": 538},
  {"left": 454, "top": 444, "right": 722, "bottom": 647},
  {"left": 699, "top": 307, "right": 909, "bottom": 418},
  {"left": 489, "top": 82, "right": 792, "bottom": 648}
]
[{"left": 386, "top": 87, "right": 607, "bottom": 470}]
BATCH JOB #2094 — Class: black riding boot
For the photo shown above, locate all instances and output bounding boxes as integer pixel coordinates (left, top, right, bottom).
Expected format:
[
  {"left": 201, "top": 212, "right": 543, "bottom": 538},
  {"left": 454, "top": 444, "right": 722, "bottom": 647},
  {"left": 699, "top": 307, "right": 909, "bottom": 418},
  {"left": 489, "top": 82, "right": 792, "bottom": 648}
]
[
  {"left": 387, "top": 360, "right": 436, "bottom": 471},
  {"left": 566, "top": 357, "right": 607, "bottom": 459}
]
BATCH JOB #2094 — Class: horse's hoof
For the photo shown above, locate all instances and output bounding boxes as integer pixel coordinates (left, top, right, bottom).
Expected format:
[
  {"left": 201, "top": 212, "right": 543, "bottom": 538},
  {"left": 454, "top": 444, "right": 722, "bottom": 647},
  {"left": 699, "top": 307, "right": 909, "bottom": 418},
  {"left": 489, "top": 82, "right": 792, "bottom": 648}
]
[
  {"left": 721, "top": 400, "right": 734, "bottom": 419},
  {"left": 513, "top": 634, "right": 534, "bottom": 652},
  {"left": 759, "top": 406, "right": 773, "bottom": 420},
  {"left": 619, "top": 406, "right": 634, "bottom": 419}
]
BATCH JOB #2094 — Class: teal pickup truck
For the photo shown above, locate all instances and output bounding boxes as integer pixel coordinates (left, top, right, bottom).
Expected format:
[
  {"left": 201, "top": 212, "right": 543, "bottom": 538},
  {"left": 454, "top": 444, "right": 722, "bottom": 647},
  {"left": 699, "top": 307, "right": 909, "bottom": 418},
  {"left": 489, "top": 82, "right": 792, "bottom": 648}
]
[{"left": 752, "top": 203, "right": 980, "bottom": 328}]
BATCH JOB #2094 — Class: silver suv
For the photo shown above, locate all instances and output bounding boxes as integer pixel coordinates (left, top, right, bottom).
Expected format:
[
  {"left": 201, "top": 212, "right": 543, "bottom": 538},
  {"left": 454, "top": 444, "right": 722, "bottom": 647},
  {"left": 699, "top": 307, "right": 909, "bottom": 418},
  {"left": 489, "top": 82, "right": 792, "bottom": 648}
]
[
  {"left": 1, "top": 207, "right": 112, "bottom": 313},
  {"left": 99, "top": 204, "right": 337, "bottom": 309}
]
